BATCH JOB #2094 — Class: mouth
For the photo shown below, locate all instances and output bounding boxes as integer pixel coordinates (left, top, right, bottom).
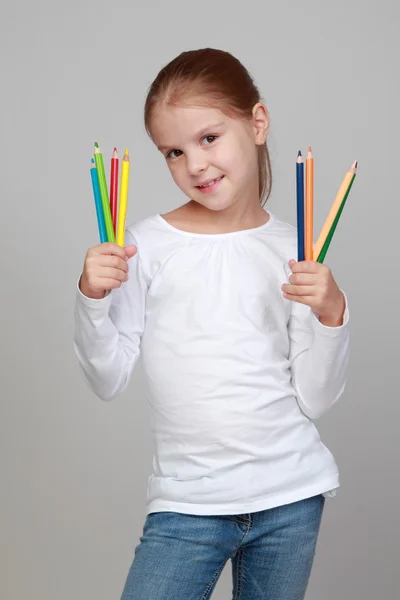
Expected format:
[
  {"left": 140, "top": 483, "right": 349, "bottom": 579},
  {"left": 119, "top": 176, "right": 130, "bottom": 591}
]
[{"left": 195, "top": 175, "right": 224, "bottom": 190}]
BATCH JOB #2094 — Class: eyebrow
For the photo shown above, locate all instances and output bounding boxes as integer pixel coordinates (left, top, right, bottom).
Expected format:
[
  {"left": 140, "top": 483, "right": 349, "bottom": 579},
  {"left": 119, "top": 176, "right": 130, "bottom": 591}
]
[{"left": 157, "top": 121, "right": 225, "bottom": 151}]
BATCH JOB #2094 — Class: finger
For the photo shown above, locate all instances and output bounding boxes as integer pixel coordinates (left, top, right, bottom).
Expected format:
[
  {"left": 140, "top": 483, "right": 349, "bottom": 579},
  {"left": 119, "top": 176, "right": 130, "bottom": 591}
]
[
  {"left": 98, "top": 266, "right": 129, "bottom": 281},
  {"left": 288, "top": 272, "right": 316, "bottom": 286},
  {"left": 99, "top": 254, "right": 129, "bottom": 273},
  {"left": 96, "top": 277, "right": 125, "bottom": 289},
  {"left": 282, "top": 283, "right": 315, "bottom": 296},
  {"left": 289, "top": 260, "right": 320, "bottom": 274},
  {"left": 124, "top": 245, "right": 138, "bottom": 259},
  {"left": 282, "top": 293, "right": 311, "bottom": 306},
  {"left": 96, "top": 242, "right": 129, "bottom": 260}
]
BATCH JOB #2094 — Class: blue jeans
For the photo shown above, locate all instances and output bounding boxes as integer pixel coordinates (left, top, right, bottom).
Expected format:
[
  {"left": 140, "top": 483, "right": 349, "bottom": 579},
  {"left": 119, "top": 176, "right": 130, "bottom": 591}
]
[{"left": 120, "top": 494, "right": 325, "bottom": 600}]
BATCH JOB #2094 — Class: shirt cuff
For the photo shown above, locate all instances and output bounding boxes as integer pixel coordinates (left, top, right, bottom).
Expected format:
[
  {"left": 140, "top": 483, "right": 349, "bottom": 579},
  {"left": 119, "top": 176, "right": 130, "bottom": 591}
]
[
  {"left": 310, "top": 290, "right": 349, "bottom": 335},
  {"left": 76, "top": 275, "right": 112, "bottom": 310}
]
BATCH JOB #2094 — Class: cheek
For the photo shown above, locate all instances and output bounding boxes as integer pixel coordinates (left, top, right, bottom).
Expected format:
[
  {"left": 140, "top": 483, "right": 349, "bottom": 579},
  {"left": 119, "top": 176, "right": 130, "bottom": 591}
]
[
  {"left": 169, "top": 162, "right": 190, "bottom": 189},
  {"left": 238, "top": 145, "right": 259, "bottom": 179},
  {"left": 221, "top": 136, "right": 251, "bottom": 170},
  {"left": 225, "top": 149, "right": 251, "bottom": 180},
  {"left": 168, "top": 161, "right": 182, "bottom": 179},
  {"left": 213, "top": 144, "right": 241, "bottom": 173}
]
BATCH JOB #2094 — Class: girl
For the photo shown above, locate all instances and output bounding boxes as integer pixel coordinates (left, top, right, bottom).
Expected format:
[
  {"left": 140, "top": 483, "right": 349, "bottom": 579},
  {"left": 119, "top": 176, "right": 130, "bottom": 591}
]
[{"left": 74, "top": 48, "right": 349, "bottom": 600}]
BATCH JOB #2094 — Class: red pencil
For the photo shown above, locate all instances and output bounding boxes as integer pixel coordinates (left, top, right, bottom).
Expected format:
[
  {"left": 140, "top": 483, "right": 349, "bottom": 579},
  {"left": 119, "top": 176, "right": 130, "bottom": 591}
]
[{"left": 110, "top": 147, "right": 119, "bottom": 235}]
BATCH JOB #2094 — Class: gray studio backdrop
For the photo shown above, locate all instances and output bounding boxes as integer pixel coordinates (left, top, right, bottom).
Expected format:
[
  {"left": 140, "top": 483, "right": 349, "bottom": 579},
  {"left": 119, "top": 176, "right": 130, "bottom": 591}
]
[{"left": 1, "top": 1, "right": 398, "bottom": 599}]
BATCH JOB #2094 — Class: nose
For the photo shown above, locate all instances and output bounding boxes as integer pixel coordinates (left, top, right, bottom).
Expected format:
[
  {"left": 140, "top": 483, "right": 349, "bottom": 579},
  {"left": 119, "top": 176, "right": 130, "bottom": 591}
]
[{"left": 185, "top": 149, "right": 207, "bottom": 176}]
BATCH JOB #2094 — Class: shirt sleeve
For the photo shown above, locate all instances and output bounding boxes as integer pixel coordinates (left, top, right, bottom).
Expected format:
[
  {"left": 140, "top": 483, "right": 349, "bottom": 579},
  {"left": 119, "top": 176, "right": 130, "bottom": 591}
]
[
  {"left": 73, "top": 229, "right": 148, "bottom": 401},
  {"left": 288, "top": 291, "right": 350, "bottom": 420}
]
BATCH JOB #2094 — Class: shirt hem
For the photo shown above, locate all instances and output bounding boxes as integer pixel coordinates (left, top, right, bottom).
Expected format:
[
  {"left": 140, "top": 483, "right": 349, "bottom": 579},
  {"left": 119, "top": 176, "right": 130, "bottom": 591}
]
[{"left": 145, "top": 477, "right": 340, "bottom": 517}]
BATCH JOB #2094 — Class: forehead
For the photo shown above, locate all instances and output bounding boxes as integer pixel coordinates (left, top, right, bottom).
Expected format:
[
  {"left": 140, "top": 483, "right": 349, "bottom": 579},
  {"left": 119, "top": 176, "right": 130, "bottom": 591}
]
[{"left": 150, "top": 105, "right": 231, "bottom": 149}]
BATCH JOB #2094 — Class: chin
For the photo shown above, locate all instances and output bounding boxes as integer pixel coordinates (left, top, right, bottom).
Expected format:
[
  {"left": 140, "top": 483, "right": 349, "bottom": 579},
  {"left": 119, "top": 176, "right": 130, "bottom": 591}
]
[
  {"left": 191, "top": 192, "right": 238, "bottom": 212},
  {"left": 196, "top": 199, "right": 235, "bottom": 212}
]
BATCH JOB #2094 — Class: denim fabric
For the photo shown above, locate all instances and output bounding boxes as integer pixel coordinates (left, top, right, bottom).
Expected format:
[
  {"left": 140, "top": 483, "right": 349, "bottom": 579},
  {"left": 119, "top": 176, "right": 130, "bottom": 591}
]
[{"left": 120, "top": 494, "right": 325, "bottom": 599}]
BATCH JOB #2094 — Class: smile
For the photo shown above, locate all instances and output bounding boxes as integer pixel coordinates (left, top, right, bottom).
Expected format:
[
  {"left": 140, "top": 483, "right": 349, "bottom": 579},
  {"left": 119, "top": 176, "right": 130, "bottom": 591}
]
[{"left": 196, "top": 176, "right": 224, "bottom": 189}]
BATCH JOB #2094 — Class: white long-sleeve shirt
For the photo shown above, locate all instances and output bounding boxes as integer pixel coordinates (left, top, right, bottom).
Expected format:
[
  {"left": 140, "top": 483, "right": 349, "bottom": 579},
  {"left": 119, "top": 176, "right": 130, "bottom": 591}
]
[{"left": 74, "top": 211, "right": 349, "bottom": 516}]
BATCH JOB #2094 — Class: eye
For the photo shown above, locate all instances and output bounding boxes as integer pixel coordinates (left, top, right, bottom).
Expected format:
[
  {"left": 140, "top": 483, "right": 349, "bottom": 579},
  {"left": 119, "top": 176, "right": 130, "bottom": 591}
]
[
  {"left": 202, "top": 135, "right": 218, "bottom": 146},
  {"left": 166, "top": 149, "right": 183, "bottom": 160}
]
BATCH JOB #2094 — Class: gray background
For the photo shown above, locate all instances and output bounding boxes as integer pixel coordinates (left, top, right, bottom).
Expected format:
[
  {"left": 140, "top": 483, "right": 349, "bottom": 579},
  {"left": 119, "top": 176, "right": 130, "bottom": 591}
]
[{"left": 1, "top": 0, "right": 398, "bottom": 598}]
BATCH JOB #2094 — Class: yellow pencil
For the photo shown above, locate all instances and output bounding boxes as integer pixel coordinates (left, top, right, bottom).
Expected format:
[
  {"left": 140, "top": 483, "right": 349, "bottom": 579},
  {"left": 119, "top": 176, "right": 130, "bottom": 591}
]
[
  {"left": 117, "top": 149, "right": 130, "bottom": 247},
  {"left": 313, "top": 160, "right": 357, "bottom": 260}
]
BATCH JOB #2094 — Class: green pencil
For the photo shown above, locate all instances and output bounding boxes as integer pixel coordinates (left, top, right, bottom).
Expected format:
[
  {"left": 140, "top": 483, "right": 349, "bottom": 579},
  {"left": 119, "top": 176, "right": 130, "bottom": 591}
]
[
  {"left": 317, "top": 172, "right": 356, "bottom": 263},
  {"left": 94, "top": 142, "right": 115, "bottom": 243}
]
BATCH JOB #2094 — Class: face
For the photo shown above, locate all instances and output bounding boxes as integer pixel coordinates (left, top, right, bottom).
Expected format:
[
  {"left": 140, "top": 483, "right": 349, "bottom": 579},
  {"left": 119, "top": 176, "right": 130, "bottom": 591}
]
[{"left": 150, "top": 102, "right": 268, "bottom": 214}]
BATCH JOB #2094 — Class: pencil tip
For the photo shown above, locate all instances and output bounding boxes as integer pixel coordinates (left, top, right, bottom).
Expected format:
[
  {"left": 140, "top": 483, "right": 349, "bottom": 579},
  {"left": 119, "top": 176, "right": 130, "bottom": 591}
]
[
  {"left": 125, "top": 148, "right": 129, "bottom": 154},
  {"left": 91, "top": 158, "right": 95, "bottom": 164},
  {"left": 94, "top": 142, "right": 99, "bottom": 148},
  {"left": 353, "top": 160, "right": 358, "bottom": 168},
  {"left": 298, "top": 150, "right": 302, "bottom": 156},
  {"left": 308, "top": 146, "right": 312, "bottom": 153}
]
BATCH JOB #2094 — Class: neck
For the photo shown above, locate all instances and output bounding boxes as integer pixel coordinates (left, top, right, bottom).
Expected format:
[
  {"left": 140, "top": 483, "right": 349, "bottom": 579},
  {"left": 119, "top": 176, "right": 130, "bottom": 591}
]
[{"left": 186, "top": 199, "right": 268, "bottom": 234}]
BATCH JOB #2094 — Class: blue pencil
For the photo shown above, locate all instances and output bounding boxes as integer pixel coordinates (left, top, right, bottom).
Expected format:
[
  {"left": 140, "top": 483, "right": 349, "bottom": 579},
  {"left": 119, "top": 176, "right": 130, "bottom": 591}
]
[
  {"left": 296, "top": 151, "right": 305, "bottom": 261},
  {"left": 90, "top": 158, "right": 107, "bottom": 243}
]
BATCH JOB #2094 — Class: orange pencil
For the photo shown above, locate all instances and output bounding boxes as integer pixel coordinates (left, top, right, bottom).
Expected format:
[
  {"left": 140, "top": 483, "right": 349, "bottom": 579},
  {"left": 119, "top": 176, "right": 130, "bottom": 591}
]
[
  {"left": 313, "top": 160, "right": 357, "bottom": 260},
  {"left": 305, "top": 146, "right": 314, "bottom": 260}
]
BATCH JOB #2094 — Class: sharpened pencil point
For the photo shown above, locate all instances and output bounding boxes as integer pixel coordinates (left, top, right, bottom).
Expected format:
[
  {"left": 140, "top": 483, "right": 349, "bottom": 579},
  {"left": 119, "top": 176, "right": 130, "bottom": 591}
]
[
  {"left": 308, "top": 146, "right": 312, "bottom": 153},
  {"left": 298, "top": 150, "right": 302, "bottom": 157},
  {"left": 91, "top": 158, "right": 95, "bottom": 165},
  {"left": 94, "top": 142, "right": 99, "bottom": 148}
]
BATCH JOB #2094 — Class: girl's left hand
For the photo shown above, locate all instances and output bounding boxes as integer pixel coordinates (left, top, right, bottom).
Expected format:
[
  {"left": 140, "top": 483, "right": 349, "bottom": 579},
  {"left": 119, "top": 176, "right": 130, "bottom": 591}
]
[{"left": 282, "top": 259, "right": 345, "bottom": 327}]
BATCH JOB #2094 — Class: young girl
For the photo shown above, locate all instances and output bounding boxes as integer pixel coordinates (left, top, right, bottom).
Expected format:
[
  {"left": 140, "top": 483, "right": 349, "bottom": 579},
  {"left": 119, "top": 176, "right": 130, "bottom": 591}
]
[{"left": 74, "top": 48, "right": 349, "bottom": 600}]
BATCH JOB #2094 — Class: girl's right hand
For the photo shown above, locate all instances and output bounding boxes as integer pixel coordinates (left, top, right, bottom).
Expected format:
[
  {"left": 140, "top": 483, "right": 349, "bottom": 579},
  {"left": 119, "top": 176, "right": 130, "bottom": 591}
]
[{"left": 79, "top": 243, "right": 137, "bottom": 299}]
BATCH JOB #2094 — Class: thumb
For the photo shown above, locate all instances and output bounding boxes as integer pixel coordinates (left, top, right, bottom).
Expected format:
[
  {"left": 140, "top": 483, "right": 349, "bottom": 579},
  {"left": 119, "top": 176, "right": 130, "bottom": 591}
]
[
  {"left": 283, "top": 259, "right": 297, "bottom": 279},
  {"left": 124, "top": 244, "right": 137, "bottom": 259}
]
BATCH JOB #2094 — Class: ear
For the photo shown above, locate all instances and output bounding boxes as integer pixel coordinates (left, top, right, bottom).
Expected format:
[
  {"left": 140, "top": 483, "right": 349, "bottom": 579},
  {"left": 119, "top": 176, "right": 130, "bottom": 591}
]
[{"left": 252, "top": 102, "right": 269, "bottom": 145}]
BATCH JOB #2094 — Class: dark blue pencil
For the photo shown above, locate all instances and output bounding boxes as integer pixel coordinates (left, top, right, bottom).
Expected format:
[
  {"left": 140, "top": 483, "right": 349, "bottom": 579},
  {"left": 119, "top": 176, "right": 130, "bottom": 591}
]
[{"left": 296, "top": 151, "right": 305, "bottom": 261}]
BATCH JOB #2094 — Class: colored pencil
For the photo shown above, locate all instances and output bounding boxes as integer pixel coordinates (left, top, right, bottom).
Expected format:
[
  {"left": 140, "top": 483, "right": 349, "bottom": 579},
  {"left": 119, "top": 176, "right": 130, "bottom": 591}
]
[
  {"left": 313, "top": 160, "right": 357, "bottom": 260},
  {"left": 317, "top": 163, "right": 357, "bottom": 263},
  {"left": 110, "top": 147, "right": 119, "bottom": 235},
  {"left": 305, "top": 147, "right": 314, "bottom": 260},
  {"left": 90, "top": 159, "right": 107, "bottom": 243},
  {"left": 117, "top": 149, "right": 130, "bottom": 247},
  {"left": 94, "top": 142, "right": 115, "bottom": 243},
  {"left": 296, "top": 151, "right": 305, "bottom": 261}
]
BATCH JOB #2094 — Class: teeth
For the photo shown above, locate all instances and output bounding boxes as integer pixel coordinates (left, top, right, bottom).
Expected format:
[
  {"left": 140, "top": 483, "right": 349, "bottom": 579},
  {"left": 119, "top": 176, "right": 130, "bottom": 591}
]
[{"left": 200, "top": 176, "right": 222, "bottom": 188}]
